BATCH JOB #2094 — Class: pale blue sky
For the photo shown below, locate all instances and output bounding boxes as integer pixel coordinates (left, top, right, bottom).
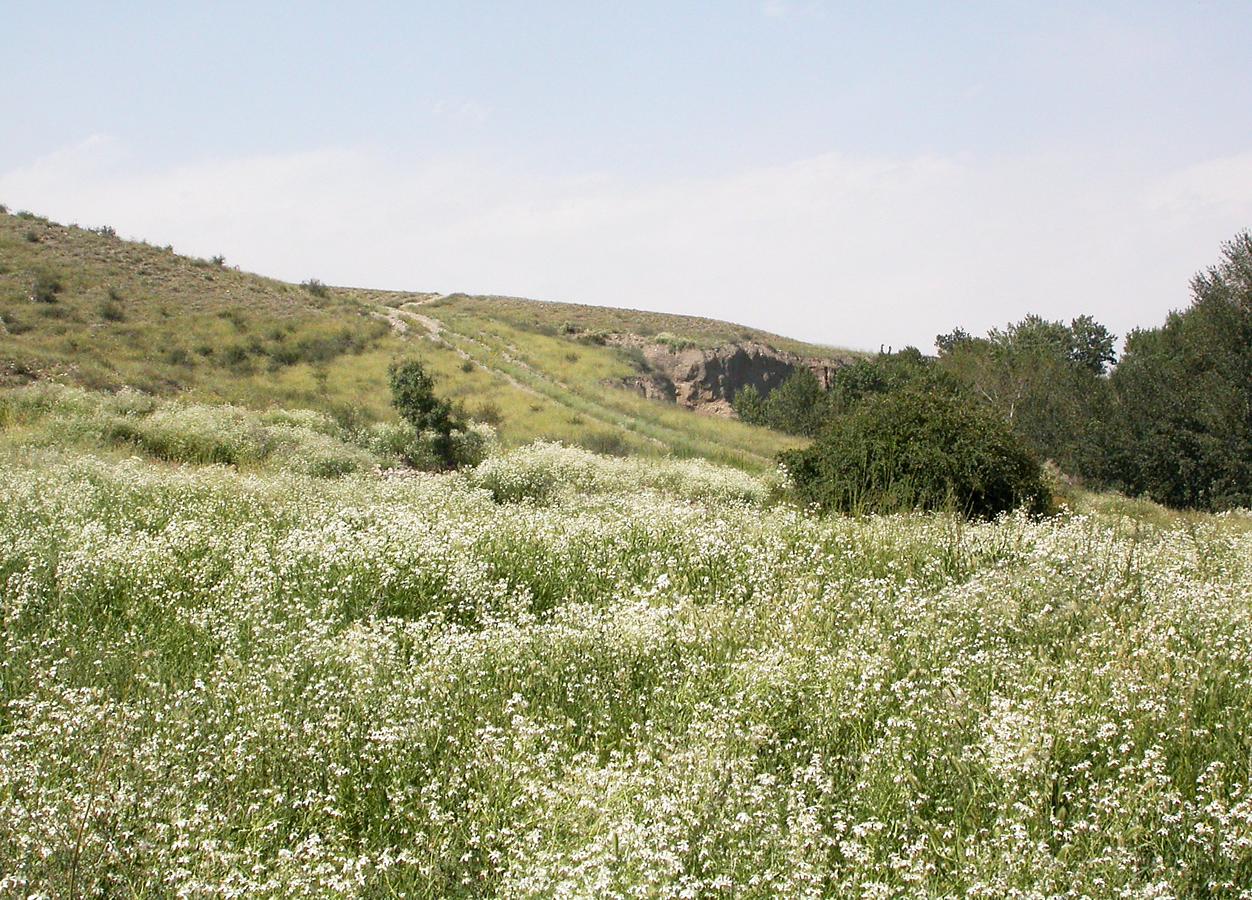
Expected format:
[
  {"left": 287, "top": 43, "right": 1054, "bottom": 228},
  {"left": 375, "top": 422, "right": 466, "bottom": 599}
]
[{"left": 4, "top": 2, "right": 1252, "bottom": 350}]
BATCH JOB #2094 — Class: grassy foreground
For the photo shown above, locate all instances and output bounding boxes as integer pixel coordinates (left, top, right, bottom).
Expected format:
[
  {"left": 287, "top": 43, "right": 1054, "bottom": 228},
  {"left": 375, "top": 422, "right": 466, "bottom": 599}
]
[{"left": 1, "top": 432, "right": 1251, "bottom": 897}]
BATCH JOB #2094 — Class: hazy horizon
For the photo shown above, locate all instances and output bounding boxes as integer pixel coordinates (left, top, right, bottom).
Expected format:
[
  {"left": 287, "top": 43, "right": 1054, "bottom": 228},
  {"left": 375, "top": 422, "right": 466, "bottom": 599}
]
[{"left": 4, "top": 2, "right": 1251, "bottom": 352}]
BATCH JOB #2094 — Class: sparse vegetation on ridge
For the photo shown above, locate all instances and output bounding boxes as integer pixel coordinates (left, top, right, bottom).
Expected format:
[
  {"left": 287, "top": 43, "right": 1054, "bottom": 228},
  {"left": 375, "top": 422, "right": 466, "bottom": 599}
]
[{"left": 0, "top": 208, "right": 801, "bottom": 468}]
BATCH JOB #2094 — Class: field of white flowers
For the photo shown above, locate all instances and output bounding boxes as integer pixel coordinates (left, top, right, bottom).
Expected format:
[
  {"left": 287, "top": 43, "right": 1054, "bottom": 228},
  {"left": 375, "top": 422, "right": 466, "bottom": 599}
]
[{"left": 2, "top": 440, "right": 1252, "bottom": 898}]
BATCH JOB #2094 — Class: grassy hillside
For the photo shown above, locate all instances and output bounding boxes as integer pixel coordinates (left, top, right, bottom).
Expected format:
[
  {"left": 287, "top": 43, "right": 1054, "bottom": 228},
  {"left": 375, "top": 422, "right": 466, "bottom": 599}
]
[{"left": 0, "top": 208, "right": 840, "bottom": 469}]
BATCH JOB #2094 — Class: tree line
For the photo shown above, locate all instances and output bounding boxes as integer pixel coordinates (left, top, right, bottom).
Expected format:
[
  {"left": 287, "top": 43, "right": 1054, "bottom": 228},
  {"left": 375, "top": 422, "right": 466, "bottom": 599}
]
[{"left": 736, "top": 231, "right": 1252, "bottom": 512}]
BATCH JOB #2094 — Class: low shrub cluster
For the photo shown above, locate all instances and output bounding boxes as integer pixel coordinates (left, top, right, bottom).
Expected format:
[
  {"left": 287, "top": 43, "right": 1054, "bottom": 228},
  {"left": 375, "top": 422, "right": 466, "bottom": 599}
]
[
  {"left": 471, "top": 441, "right": 773, "bottom": 505},
  {"left": 782, "top": 387, "right": 1051, "bottom": 518},
  {"left": 0, "top": 384, "right": 380, "bottom": 476}
]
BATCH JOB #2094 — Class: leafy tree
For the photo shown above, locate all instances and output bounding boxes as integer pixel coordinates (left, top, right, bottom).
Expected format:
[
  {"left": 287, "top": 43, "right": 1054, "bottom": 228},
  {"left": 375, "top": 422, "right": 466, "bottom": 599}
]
[
  {"left": 731, "top": 384, "right": 765, "bottom": 425},
  {"left": 827, "top": 347, "right": 934, "bottom": 413},
  {"left": 732, "top": 368, "right": 831, "bottom": 436},
  {"left": 735, "top": 350, "right": 936, "bottom": 436},
  {"left": 760, "top": 368, "right": 829, "bottom": 436},
  {"left": 935, "top": 315, "right": 1114, "bottom": 477},
  {"left": 934, "top": 327, "right": 973, "bottom": 356},
  {"left": 389, "top": 359, "right": 465, "bottom": 467},
  {"left": 1104, "top": 232, "right": 1252, "bottom": 509},
  {"left": 1068, "top": 314, "right": 1117, "bottom": 375},
  {"left": 781, "top": 386, "right": 1050, "bottom": 519}
]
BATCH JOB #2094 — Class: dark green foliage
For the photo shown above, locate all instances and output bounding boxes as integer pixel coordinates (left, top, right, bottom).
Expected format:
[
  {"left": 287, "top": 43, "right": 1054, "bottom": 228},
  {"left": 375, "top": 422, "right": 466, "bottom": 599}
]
[
  {"left": 934, "top": 327, "right": 973, "bottom": 355},
  {"left": 1068, "top": 314, "right": 1117, "bottom": 375},
  {"left": 390, "top": 359, "right": 460, "bottom": 433},
  {"left": 828, "top": 347, "right": 934, "bottom": 412},
  {"left": 935, "top": 316, "right": 1115, "bottom": 477},
  {"left": 758, "top": 368, "right": 828, "bottom": 436},
  {"left": 731, "top": 384, "right": 765, "bottom": 425},
  {"left": 781, "top": 387, "right": 1050, "bottom": 519},
  {"left": 733, "top": 369, "right": 830, "bottom": 436},
  {"left": 389, "top": 358, "right": 469, "bottom": 468},
  {"left": 735, "top": 349, "right": 935, "bottom": 436},
  {"left": 1103, "top": 233, "right": 1252, "bottom": 510}
]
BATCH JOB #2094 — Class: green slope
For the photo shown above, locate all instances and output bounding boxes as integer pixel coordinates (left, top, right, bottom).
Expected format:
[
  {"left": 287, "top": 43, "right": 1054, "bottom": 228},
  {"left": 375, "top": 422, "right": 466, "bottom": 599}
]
[{"left": 0, "top": 207, "right": 845, "bottom": 469}]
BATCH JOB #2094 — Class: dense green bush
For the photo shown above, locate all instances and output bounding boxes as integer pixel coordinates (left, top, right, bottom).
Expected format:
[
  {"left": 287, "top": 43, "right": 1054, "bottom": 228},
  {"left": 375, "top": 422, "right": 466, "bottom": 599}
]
[
  {"left": 781, "top": 387, "right": 1050, "bottom": 518},
  {"left": 733, "top": 369, "right": 831, "bottom": 436},
  {"left": 389, "top": 358, "right": 488, "bottom": 469},
  {"left": 735, "top": 350, "right": 934, "bottom": 437}
]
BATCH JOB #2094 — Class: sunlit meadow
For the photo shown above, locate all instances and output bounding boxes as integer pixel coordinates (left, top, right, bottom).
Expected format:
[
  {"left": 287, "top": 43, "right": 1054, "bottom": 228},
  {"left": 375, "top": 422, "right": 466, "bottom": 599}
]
[{"left": 2, "top": 425, "right": 1251, "bottom": 896}]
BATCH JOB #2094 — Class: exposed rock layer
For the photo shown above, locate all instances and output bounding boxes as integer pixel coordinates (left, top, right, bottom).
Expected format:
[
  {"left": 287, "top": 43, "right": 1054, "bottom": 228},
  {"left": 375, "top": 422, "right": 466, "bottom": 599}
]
[{"left": 610, "top": 335, "right": 854, "bottom": 417}]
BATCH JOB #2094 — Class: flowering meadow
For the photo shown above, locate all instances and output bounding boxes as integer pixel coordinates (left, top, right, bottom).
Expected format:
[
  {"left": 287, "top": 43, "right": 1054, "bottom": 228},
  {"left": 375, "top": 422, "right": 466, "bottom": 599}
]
[{"left": 2, "top": 440, "right": 1251, "bottom": 897}]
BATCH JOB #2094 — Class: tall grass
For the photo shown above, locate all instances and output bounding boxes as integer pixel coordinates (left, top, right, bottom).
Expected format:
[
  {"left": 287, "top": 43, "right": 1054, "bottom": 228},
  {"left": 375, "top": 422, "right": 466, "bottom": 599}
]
[{"left": 1, "top": 429, "right": 1250, "bottom": 896}]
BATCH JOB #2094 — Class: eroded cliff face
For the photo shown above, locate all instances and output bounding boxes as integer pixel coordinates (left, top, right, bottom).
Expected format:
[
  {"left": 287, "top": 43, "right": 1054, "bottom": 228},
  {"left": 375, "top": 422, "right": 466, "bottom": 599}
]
[{"left": 610, "top": 335, "right": 852, "bottom": 416}]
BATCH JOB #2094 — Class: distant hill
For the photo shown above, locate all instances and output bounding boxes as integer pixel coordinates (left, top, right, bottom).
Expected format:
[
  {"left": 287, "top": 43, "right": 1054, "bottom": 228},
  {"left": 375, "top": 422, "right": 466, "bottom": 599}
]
[{"left": 0, "top": 207, "right": 857, "bottom": 469}]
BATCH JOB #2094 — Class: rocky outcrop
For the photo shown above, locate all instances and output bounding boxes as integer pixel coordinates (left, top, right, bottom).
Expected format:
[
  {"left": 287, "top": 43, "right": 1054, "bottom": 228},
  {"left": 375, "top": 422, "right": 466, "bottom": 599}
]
[{"left": 611, "top": 335, "right": 854, "bottom": 417}]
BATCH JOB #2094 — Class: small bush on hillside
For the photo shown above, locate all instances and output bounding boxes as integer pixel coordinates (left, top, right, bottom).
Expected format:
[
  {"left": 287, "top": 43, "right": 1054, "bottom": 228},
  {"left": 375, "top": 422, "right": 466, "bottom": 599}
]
[
  {"left": 471, "top": 400, "right": 504, "bottom": 427},
  {"left": 266, "top": 344, "right": 303, "bottom": 368},
  {"left": 400, "top": 423, "right": 494, "bottom": 471},
  {"left": 577, "top": 429, "right": 630, "bottom": 457},
  {"left": 221, "top": 345, "right": 252, "bottom": 369},
  {"left": 302, "top": 279, "right": 330, "bottom": 298},
  {"left": 24, "top": 230, "right": 39, "bottom": 243},
  {"left": 219, "top": 308, "right": 248, "bottom": 331},
  {"left": 31, "top": 273, "right": 63, "bottom": 303},
  {"left": 100, "top": 298, "right": 125, "bottom": 322},
  {"left": 108, "top": 404, "right": 273, "bottom": 467},
  {"left": 211, "top": 254, "right": 226, "bottom": 267},
  {"left": 654, "top": 331, "right": 696, "bottom": 353},
  {"left": 781, "top": 387, "right": 1051, "bottom": 519},
  {"left": 389, "top": 358, "right": 482, "bottom": 469},
  {"left": 267, "top": 425, "right": 377, "bottom": 478},
  {"left": 2, "top": 313, "right": 31, "bottom": 335}
]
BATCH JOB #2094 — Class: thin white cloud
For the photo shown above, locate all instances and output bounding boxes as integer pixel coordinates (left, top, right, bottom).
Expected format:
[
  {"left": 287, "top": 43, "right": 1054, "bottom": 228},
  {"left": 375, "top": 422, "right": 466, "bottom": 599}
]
[
  {"left": 431, "top": 99, "right": 491, "bottom": 126},
  {"left": 2, "top": 139, "right": 1249, "bottom": 351},
  {"left": 761, "top": 0, "right": 824, "bottom": 19}
]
